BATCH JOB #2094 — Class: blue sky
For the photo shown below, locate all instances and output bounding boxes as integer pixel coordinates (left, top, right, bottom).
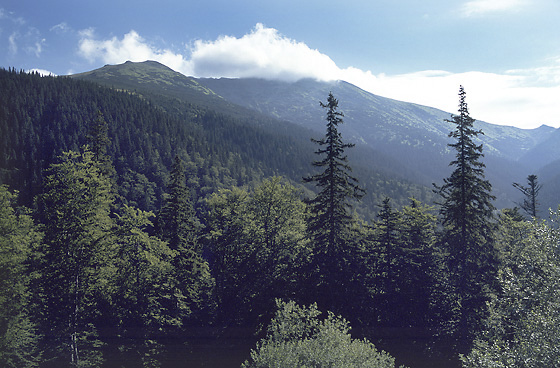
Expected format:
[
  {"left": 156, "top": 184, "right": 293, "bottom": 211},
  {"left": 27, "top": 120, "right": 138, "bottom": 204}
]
[{"left": 1, "top": 0, "right": 559, "bottom": 129}]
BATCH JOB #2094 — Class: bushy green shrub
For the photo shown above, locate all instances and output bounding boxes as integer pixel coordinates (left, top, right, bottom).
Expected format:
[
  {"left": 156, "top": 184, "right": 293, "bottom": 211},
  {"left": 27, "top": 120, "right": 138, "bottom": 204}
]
[
  {"left": 462, "top": 210, "right": 560, "bottom": 367},
  {"left": 242, "top": 299, "right": 402, "bottom": 368}
]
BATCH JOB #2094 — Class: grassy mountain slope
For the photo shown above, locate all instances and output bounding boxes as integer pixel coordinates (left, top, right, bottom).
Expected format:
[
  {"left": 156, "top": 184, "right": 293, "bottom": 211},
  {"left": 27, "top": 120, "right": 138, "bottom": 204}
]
[
  {"left": 198, "top": 77, "right": 553, "bottom": 161},
  {"left": 198, "top": 77, "right": 558, "bottom": 208}
]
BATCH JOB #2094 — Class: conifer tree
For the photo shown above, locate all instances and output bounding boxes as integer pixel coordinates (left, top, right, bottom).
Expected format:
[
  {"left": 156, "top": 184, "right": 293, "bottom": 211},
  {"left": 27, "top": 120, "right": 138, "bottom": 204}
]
[
  {"left": 303, "top": 92, "right": 364, "bottom": 312},
  {"left": 513, "top": 174, "right": 542, "bottom": 218},
  {"left": 304, "top": 93, "right": 364, "bottom": 244},
  {"left": 398, "top": 198, "right": 439, "bottom": 329},
  {"left": 434, "top": 86, "right": 497, "bottom": 347},
  {"left": 157, "top": 155, "right": 214, "bottom": 323},
  {"left": 369, "top": 197, "right": 402, "bottom": 324},
  {"left": 86, "top": 110, "right": 114, "bottom": 178}
]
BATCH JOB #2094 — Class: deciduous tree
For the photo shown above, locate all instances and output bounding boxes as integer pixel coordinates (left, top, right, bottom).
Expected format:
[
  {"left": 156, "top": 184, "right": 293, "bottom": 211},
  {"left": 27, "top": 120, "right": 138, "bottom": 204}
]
[
  {"left": 242, "top": 300, "right": 398, "bottom": 368},
  {"left": 38, "top": 147, "right": 114, "bottom": 367},
  {"left": 0, "top": 186, "right": 41, "bottom": 367}
]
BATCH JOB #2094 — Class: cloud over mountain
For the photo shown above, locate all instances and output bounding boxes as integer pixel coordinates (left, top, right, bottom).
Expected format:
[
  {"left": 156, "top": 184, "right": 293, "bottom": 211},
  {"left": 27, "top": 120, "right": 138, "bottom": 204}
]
[{"left": 76, "top": 24, "right": 560, "bottom": 129}]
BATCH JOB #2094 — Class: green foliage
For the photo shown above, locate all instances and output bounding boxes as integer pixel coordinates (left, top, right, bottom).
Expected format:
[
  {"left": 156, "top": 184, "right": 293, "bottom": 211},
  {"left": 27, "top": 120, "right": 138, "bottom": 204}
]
[
  {"left": 204, "top": 178, "right": 309, "bottom": 325},
  {"left": 7, "top": 66, "right": 560, "bottom": 367},
  {"left": 513, "top": 174, "right": 542, "bottom": 219},
  {"left": 111, "top": 205, "right": 177, "bottom": 367},
  {"left": 157, "top": 155, "right": 214, "bottom": 323},
  {"left": 366, "top": 198, "right": 440, "bottom": 328},
  {"left": 303, "top": 92, "right": 366, "bottom": 315},
  {"left": 0, "top": 186, "right": 41, "bottom": 367},
  {"left": 462, "top": 209, "right": 560, "bottom": 367},
  {"left": 38, "top": 147, "right": 114, "bottom": 367},
  {"left": 304, "top": 92, "right": 364, "bottom": 246},
  {"left": 434, "top": 86, "right": 498, "bottom": 345},
  {"left": 242, "top": 299, "right": 400, "bottom": 368},
  {"left": 0, "top": 67, "right": 317, "bottom": 214}
]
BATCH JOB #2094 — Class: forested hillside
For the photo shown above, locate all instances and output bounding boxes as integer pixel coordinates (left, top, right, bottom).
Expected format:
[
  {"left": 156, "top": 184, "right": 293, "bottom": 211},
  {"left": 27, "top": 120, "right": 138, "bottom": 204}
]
[
  {"left": 1, "top": 67, "right": 433, "bottom": 217},
  {"left": 2, "top": 68, "right": 560, "bottom": 368},
  {"left": 197, "top": 74, "right": 560, "bottom": 208},
  {"left": 70, "top": 60, "right": 560, "bottom": 210},
  {"left": 0, "top": 67, "right": 299, "bottom": 211}
]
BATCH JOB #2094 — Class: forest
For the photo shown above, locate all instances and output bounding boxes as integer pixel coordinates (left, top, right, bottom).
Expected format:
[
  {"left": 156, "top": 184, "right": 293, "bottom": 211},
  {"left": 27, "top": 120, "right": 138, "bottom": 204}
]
[{"left": 1, "top": 69, "right": 560, "bottom": 368}]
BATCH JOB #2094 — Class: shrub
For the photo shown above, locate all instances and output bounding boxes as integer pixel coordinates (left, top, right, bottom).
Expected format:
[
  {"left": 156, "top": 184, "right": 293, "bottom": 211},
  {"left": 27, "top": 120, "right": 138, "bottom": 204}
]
[{"left": 242, "top": 299, "right": 402, "bottom": 368}]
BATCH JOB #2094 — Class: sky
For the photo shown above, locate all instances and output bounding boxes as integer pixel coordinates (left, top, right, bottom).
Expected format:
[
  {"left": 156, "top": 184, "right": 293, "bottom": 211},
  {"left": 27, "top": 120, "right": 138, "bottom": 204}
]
[{"left": 1, "top": 0, "right": 559, "bottom": 129}]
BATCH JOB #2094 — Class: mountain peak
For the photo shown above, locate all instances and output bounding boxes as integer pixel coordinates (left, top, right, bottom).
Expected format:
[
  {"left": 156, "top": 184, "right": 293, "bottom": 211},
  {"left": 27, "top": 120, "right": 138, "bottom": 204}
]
[{"left": 71, "top": 60, "right": 223, "bottom": 105}]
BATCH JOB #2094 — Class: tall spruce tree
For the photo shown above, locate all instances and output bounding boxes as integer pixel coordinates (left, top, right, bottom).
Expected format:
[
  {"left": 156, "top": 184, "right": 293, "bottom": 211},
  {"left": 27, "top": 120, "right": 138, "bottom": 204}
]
[
  {"left": 157, "top": 155, "right": 214, "bottom": 323},
  {"left": 513, "top": 174, "right": 542, "bottom": 218},
  {"left": 370, "top": 197, "right": 402, "bottom": 324},
  {"left": 303, "top": 92, "right": 364, "bottom": 313},
  {"left": 434, "top": 86, "right": 497, "bottom": 347}
]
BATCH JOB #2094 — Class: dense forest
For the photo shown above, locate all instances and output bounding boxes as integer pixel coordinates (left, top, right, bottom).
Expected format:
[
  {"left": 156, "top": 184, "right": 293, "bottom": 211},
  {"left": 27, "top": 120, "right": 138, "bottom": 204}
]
[{"left": 1, "top": 69, "right": 560, "bottom": 367}]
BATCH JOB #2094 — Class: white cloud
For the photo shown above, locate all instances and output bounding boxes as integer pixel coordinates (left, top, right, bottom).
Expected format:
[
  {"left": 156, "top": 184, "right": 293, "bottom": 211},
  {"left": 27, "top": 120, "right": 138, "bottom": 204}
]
[
  {"left": 78, "top": 29, "right": 190, "bottom": 73},
  {"left": 29, "top": 68, "right": 56, "bottom": 76},
  {"left": 460, "top": 0, "right": 528, "bottom": 16},
  {"left": 50, "top": 22, "right": 70, "bottom": 33},
  {"left": 76, "top": 25, "right": 560, "bottom": 129},
  {"left": 8, "top": 32, "right": 18, "bottom": 54},
  {"left": 28, "top": 39, "right": 45, "bottom": 57},
  {"left": 188, "top": 23, "right": 341, "bottom": 81}
]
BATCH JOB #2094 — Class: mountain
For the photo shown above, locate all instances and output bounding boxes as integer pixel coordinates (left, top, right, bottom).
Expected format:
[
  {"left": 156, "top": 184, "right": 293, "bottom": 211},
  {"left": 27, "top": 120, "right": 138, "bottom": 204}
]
[
  {"left": 196, "top": 76, "right": 559, "bottom": 208},
  {"left": 197, "top": 78, "right": 556, "bottom": 187},
  {"left": 70, "top": 60, "right": 560, "bottom": 210}
]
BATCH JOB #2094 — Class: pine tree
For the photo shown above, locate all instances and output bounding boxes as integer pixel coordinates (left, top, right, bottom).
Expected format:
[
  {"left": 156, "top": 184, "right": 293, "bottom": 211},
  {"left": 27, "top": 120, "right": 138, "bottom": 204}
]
[
  {"left": 304, "top": 93, "right": 364, "bottom": 243},
  {"left": 513, "top": 174, "right": 542, "bottom": 218},
  {"left": 303, "top": 92, "right": 364, "bottom": 312},
  {"left": 434, "top": 86, "right": 497, "bottom": 347},
  {"left": 158, "top": 156, "right": 198, "bottom": 251}
]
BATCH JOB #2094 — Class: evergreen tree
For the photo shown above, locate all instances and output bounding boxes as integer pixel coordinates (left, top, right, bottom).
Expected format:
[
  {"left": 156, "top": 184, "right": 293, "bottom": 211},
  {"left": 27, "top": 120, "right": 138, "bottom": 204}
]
[
  {"left": 86, "top": 110, "right": 111, "bottom": 169},
  {"left": 303, "top": 92, "right": 364, "bottom": 313},
  {"left": 370, "top": 197, "right": 402, "bottom": 324},
  {"left": 87, "top": 110, "right": 118, "bottom": 201},
  {"left": 158, "top": 156, "right": 198, "bottom": 251},
  {"left": 434, "top": 86, "right": 497, "bottom": 347},
  {"left": 398, "top": 198, "right": 439, "bottom": 329},
  {"left": 513, "top": 174, "right": 542, "bottom": 218},
  {"left": 157, "top": 155, "right": 214, "bottom": 323}
]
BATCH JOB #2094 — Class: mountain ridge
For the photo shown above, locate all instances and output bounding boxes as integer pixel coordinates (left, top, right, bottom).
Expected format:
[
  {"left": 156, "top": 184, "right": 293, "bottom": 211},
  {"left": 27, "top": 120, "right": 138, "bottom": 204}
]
[{"left": 70, "top": 60, "right": 560, "bottom": 209}]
